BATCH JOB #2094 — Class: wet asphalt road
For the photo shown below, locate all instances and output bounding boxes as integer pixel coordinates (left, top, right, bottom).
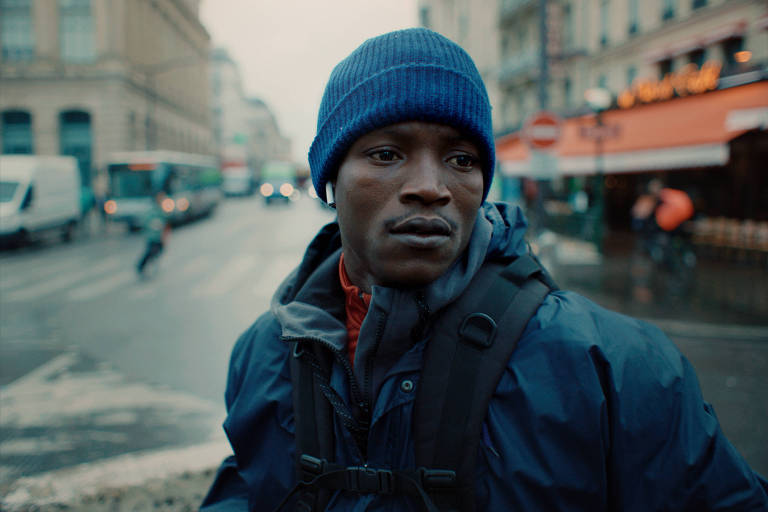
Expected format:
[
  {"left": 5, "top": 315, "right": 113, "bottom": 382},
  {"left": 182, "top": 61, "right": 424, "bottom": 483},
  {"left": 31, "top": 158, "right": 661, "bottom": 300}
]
[{"left": 1, "top": 195, "right": 335, "bottom": 486}]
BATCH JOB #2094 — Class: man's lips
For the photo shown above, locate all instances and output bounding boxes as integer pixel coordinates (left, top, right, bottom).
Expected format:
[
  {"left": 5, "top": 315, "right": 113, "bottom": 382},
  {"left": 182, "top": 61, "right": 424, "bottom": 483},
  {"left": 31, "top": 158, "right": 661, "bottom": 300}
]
[{"left": 389, "top": 217, "right": 452, "bottom": 236}]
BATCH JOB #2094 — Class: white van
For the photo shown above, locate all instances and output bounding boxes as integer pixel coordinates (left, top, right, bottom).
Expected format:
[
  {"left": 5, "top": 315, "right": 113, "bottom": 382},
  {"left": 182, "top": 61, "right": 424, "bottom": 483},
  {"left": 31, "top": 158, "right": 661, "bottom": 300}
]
[{"left": 0, "top": 155, "right": 81, "bottom": 245}]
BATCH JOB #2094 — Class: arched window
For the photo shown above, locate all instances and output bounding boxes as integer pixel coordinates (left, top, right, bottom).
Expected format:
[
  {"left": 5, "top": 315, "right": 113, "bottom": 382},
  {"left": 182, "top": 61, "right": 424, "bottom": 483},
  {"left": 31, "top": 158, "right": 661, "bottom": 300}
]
[
  {"left": 1, "top": 110, "right": 34, "bottom": 154},
  {"left": 59, "top": 110, "right": 92, "bottom": 186}
]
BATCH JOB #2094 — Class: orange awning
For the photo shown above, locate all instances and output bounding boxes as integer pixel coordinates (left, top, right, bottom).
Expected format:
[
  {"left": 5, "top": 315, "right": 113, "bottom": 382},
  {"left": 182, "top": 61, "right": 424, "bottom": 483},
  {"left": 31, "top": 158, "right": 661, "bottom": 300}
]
[{"left": 497, "top": 80, "right": 768, "bottom": 177}]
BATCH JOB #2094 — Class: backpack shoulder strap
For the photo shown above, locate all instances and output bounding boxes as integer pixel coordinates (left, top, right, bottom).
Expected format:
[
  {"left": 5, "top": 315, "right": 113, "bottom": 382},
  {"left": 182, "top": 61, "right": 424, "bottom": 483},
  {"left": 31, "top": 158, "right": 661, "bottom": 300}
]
[
  {"left": 414, "top": 253, "right": 555, "bottom": 511},
  {"left": 289, "top": 341, "right": 335, "bottom": 511}
]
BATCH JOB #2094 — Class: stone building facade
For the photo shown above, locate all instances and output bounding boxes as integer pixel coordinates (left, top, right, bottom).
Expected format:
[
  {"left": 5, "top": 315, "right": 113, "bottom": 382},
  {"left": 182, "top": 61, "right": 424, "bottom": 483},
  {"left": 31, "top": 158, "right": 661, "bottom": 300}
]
[
  {"left": 418, "top": 0, "right": 767, "bottom": 133},
  {"left": 0, "top": 0, "right": 213, "bottom": 192},
  {"left": 210, "top": 48, "right": 290, "bottom": 181}
]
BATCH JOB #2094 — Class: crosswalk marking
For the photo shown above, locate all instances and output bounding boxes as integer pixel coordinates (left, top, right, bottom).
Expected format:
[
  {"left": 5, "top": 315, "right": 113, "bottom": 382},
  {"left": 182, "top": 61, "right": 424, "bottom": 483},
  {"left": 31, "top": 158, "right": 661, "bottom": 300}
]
[
  {"left": 122, "top": 254, "right": 212, "bottom": 301},
  {"left": 5, "top": 257, "right": 122, "bottom": 302},
  {"left": 178, "top": 254, "right": 211, "bottom": 276},
  {"left": 0, "top": 257, "right": 84, "bottom": 292},
  {"left": 191, "top": 255, "right": 258, "bottom": 297},
  {"left": 67, "top": 270, "right": 136, "bottom": 302}
]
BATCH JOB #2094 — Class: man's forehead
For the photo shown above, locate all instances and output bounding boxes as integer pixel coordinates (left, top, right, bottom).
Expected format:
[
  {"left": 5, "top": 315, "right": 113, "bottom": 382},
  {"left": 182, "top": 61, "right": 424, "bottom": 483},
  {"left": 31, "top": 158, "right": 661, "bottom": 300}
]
[{"left": 356, "top": 121, "right": 479, "bottom": 145}]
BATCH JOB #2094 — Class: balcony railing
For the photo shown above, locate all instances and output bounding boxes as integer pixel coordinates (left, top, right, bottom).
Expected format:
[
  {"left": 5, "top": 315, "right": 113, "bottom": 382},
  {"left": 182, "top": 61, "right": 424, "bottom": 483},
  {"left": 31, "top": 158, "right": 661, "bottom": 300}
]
[
  {"left": 500, "top": 0, "right": 536, "bottom": 24},
  {"left": 499, "top": 50, "right": 539, "bottom": 84}
]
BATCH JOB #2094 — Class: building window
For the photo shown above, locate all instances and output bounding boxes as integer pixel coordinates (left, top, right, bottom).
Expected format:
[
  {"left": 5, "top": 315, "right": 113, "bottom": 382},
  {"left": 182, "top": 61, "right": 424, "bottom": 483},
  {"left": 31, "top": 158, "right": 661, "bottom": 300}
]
[
  {"left": 626, "top": 66, "right": 637, "bottom": 87},
  {"left": 0, "top": 0, "right": 35, "bottom": 61},
  {"left": 419, "top": 6, "right": 431, "bottom": 29},
  {"left": 2, "top": 110, "right": 34, "bottom": 154},
  {"left": 562, "top": 3, "right": 574, "bottom": 50},
  {"left": 689, "top": 48, "right": 706, "bottom": 68},
  {"left": 598, "top": 74, "right": 608, "bottom": 90},
  {"left": 628, "top": 0, "right": 639, "bottom": 35},
  {"left": 662, "top": 0, "right": 676, "bottom": 20},
  {"left": 59, "top": 110, "right": 92, "bottom": 187},
  {"left": 599, "top": 0, "right": 609, "bottom": 47},
  {"left": 692, "top": 0, "right": 707, "bottom": 9},
  {"left": 722, "top": 37, "right": 744, "bottom": 72},
  {"left": 659, "top": 58, "right": 673, "bottom": 79},
  {"left": 458, "top": 13, "right": 468, "bottom": 45},
  {"left": 563, "top": 77, "right": 572, "bottom": 107},
  {"left": 59, "top": 0, "right": 95, "bottom": 62}
]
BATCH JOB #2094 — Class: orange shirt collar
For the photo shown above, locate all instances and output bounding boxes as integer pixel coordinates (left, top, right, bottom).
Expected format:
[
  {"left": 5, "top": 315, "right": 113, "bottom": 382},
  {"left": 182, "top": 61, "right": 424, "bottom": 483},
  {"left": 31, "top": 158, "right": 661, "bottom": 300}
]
[{"left": 339, "top": 253, "right": 371, "bottom": 367}]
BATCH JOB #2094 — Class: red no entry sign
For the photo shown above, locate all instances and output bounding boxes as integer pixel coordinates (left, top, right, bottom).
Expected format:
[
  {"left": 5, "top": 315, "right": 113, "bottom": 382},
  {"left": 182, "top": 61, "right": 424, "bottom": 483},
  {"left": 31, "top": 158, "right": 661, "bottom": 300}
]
[{"left": 523, "top": 111, "right": 563, "bottom": 150}]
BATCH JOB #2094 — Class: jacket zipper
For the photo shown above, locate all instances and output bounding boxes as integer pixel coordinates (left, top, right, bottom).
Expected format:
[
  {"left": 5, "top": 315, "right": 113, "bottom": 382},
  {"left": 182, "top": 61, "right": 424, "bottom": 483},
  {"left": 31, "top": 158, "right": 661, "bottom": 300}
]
[{"left": 362, "top": 309, "right": 387, "bottom": 424}]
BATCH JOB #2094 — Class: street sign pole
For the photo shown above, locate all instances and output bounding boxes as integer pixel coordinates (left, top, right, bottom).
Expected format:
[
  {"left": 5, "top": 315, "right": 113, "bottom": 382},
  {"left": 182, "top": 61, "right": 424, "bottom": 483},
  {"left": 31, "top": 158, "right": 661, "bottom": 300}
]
[
  {"left": 523, "top": 111, "right": 562, "bottom": 180},
  {"left": 580, "top": 91, "right": 620, "bottom": 253}
]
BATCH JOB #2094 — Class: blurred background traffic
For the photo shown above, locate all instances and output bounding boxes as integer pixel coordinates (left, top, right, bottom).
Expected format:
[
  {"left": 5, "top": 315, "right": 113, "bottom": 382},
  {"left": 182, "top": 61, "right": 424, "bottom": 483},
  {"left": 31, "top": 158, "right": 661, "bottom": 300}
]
[{"left": 0, "top": 0, "right": 766, "bottom": 509}]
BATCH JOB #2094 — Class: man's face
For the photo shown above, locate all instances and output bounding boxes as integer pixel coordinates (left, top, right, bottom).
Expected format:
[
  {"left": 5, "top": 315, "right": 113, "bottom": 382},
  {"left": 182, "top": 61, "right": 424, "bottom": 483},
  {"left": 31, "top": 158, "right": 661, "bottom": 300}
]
[{"left": 334, "top": 121, "right": 484, "bottom": 292}]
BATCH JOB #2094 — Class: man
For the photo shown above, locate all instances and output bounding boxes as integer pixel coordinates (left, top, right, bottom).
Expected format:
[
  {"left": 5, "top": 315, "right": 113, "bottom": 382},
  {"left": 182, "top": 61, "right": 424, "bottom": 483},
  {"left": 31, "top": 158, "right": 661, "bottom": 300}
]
[{"left": 202, "top": 28, "right": 767, "bottom": 511}]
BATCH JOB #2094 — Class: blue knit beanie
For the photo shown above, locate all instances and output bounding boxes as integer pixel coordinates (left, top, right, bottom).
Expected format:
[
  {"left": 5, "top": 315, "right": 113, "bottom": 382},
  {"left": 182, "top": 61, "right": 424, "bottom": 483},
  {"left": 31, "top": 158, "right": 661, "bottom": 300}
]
[{"left": 309, "top": 28, "right": 495, "bottom": 203}]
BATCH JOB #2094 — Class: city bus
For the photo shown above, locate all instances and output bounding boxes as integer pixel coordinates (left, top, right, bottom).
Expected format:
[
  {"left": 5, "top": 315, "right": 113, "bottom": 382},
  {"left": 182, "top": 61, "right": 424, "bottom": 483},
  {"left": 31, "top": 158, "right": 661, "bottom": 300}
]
[{"left": 103, "top": 151, "right": 222, "bottom": 230}]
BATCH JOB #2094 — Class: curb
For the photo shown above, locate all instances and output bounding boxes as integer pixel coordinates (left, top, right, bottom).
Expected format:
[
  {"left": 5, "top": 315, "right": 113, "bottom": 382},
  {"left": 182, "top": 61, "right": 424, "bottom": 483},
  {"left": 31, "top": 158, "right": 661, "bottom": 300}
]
[
  {"left": 1, "top": 440, "right": 230, "bottom": 510},
  {"left": 645, "top": 318, "right": 768, "bottom": 343}
]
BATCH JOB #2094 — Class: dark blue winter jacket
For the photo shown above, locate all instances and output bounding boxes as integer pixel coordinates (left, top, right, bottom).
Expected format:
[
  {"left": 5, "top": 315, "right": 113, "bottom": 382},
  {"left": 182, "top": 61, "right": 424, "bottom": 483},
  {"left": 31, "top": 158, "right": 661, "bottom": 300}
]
[{"left": 202, "top": 203, "right": 768, "bottom": 511}]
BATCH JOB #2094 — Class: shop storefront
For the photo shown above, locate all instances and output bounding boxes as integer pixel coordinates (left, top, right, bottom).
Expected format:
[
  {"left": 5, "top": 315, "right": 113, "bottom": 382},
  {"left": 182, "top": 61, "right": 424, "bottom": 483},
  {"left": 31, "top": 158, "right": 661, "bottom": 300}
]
[{"left": 496, "top": 78, "right": 768, "bottom": 258}]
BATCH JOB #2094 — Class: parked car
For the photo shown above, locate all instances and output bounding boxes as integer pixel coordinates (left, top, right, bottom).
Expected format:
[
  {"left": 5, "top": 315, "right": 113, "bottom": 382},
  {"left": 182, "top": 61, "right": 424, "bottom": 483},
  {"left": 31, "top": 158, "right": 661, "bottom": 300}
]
[{"left": 0, "top": 155, "right": 81, "bottom": 246}]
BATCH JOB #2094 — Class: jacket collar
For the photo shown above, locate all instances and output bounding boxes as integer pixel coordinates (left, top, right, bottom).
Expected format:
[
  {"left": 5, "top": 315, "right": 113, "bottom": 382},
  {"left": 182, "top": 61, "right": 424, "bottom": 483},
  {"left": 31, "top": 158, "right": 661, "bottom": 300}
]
[{"left": 270, "top": 202, "right": 530, "bottom": 358}]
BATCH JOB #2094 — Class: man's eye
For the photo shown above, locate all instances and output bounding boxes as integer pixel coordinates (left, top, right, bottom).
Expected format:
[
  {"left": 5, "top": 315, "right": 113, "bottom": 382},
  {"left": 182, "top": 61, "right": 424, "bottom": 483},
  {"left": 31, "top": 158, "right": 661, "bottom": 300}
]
[
  {"left": 449, "top": 154, "right": 477, "bottom": 168},
  {"left": 369, "top": 150, "right": 398, "bottom": 162}
]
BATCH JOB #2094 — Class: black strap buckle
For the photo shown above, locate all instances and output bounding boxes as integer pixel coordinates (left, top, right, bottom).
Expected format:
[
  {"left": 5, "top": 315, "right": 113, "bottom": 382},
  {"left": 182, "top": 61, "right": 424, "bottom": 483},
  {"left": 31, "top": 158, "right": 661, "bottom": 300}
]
[
  {"left": 299, "top": 454, "right": 325, "bottom": 481},
  {"left": 345, "top": 466, "right": 394, "bottom": 494},
  {"left": 419, "top": 468, "right": 457, "bottom": 489}
]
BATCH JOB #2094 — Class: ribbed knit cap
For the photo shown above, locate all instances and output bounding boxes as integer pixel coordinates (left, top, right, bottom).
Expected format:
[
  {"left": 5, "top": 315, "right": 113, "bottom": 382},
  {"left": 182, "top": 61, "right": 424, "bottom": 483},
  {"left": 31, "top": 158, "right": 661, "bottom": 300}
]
[{"left": 309, "top": 28, "right": 495, "bottom": 203}]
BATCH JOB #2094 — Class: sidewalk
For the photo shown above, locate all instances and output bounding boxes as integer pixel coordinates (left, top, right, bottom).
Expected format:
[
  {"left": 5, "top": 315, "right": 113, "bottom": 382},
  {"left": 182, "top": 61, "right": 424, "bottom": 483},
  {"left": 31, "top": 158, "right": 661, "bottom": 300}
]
[
  {"left": 0, "top": 346, "right": 227, "bottom": 511},
  {"left": 535, "top": 229, "right": 768, "bottom": 333}
]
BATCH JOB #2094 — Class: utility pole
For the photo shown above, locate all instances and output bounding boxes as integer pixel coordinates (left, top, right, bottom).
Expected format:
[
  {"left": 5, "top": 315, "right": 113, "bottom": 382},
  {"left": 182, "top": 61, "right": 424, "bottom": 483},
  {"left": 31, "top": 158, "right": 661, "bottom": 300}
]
[{"left": 538, "top": 0, "right": 549, "bottom": 110}]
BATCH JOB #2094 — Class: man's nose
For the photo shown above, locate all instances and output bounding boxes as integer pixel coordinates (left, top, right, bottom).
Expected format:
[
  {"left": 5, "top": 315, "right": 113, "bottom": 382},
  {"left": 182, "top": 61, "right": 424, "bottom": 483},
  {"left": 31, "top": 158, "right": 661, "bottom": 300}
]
[{"left": 399, "top": 155, "right": 450, "bottom": 206}]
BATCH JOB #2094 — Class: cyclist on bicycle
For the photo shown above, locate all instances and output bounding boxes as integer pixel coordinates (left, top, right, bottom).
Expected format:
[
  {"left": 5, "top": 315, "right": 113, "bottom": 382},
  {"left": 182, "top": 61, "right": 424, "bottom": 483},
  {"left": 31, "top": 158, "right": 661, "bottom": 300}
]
[{"left": 136, "top": 190, "right": 170, "bottom": 277}]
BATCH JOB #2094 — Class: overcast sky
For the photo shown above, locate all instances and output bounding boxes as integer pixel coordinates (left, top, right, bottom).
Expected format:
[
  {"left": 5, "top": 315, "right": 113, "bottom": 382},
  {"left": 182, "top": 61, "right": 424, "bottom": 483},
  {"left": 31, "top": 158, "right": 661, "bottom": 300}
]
[{"left": 200, "top": 0, "right": 419, "bottom": 165}]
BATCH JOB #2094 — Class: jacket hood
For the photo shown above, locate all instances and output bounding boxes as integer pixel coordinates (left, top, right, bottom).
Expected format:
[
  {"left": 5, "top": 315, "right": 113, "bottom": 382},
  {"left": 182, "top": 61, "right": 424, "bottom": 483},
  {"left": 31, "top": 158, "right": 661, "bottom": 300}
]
[{"left": 270, "top": 202, "right": 530, "bottom": 388}]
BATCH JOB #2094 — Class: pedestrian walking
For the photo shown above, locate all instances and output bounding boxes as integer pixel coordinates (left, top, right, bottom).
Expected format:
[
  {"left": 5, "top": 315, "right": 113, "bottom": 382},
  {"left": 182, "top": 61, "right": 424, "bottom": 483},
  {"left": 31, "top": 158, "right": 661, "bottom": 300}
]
[
  {"left": 136, "top": 190, "right": 170, "bottom": 278},
  {"left": 201, "top": 29, "right": 768, "bottom": 511}
]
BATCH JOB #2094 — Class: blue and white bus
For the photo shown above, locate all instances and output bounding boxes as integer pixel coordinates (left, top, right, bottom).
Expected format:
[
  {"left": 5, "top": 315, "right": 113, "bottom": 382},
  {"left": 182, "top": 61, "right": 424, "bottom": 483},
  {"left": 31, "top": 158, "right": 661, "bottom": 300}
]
[{"left": 103, "top": 151, "right": 222, "bottom": 230}]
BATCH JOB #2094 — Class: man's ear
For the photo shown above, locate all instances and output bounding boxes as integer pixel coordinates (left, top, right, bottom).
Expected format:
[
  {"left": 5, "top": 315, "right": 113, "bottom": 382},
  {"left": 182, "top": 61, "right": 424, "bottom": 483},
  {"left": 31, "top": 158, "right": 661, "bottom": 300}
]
[{"left": 326, "top": 181, "right": 336, "bottom": 209}]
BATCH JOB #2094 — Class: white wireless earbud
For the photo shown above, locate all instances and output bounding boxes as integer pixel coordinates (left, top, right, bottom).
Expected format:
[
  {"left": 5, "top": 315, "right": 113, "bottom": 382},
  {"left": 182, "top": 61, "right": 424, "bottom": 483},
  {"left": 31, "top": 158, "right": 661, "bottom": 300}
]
[{"left": 326, "top": 182, "right": 336, "bottom": 209}]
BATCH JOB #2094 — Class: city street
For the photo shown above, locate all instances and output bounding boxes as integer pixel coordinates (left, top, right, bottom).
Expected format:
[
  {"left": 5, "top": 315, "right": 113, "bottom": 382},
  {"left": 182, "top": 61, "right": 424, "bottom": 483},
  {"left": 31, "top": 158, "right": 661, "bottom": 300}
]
[
  {"left": 0, "top": 195, "right": 336, "bottom": 493},
  {"left": 1, "top": 195, "right": 767, "bottom": 506}
]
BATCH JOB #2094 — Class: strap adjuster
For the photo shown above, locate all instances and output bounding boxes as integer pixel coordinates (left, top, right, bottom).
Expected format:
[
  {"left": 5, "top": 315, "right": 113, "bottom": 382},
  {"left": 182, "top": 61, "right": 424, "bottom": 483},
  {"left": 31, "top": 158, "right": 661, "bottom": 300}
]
[
  {"left": 299, "top": 454, "right": 325, "bottom": 480},
  {"left": 345, "top": 466, "right": 393, "bottom": 494},
  {"left": 419, "top": 468, "right": 457, "bottom": 489},
  {"left": 459, "top": 312, "right": 497, "bottom": 348}
]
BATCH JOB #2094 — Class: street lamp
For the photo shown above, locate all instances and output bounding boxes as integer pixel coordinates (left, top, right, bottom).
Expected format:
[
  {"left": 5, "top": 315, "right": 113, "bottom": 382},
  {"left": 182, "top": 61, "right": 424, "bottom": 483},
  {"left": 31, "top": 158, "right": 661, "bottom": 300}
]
[{"left": 584, "top": 87, "right": 612, "bottom": 252}]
